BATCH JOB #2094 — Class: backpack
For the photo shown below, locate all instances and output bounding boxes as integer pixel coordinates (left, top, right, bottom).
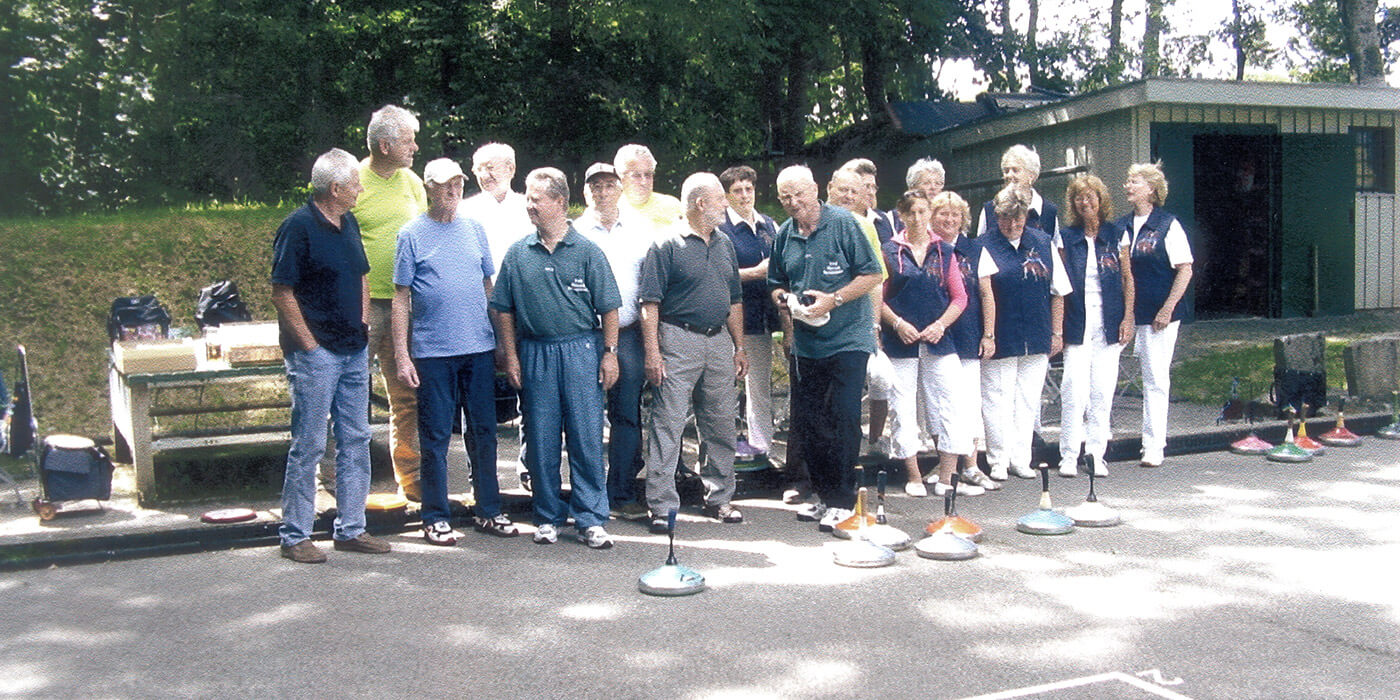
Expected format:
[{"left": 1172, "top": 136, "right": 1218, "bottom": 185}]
[
  {"left": 107, "top": 295, "right": 171, "bottom": 342},
  {"left": 195, "top": 280, "right": 253, "bottom": 329}
]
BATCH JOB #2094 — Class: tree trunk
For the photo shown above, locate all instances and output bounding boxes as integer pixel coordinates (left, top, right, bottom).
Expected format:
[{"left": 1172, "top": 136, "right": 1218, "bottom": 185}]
[
  {"left": 1026, "top": 0, "right": 1040, "bottom": 86},
  {"left": 1232, "top": 0, "right": 1246, "bottom": 80},
  {"left": 1338, "top": 0, "right": 1385, "bottom": 85},
  {"left": 861, "top": 38, "right": 891, "bottom": 126},
  {"left": 1143, "top": 0, "right": 1164, "bottom": 77},
  {"left": 999, "top": 0, "right": 1020, "bottom": 90}
]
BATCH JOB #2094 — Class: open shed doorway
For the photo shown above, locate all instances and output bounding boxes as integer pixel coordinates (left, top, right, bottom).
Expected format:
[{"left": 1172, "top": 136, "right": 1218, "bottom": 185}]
[{"left": 1193, "top": 134, "right": 1280, "bottom": 318}]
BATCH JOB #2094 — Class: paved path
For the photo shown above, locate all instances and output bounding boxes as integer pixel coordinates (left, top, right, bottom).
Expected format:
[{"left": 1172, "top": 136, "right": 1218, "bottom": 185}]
[{"left": 2, "top": 440, "right": 1397, "bottom": 698}]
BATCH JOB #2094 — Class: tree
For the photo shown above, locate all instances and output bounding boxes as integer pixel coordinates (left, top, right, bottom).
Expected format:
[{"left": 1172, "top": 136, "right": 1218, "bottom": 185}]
[
  {"left": 1338, "top": 0, "right": 1385, "bottom": 85},
  {"left": 1276, "top": 0, "right": 1395, "bottom": 83},
  {"left": 1143, "top": 0, "right": 1167, "bottom": 76},
  {"left": 1222, "top": 0, "right": 1276, "bottom": 80}
]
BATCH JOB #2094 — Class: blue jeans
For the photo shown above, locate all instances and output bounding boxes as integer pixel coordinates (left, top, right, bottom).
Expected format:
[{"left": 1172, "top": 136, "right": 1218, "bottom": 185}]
[
  {"left": 415, "top": 351, "right": 500, "bottom": 526},
  {"left": 519, "top": 332, "right": 608, "bottom": 531},
  {"left": 605, "top": 325, "right": 645, "bottom": 506},
  {"left": 280, "top": 345, "right": 371, "bottom": 546},
  {"left": 791, "top": 351, "right": 867, "bottom": 510}
]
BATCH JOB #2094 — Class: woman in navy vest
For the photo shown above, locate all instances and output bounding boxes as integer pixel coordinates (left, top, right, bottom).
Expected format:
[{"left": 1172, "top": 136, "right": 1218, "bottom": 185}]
[
  {"left": 976, "top": 185, "right": 1073, "bottom": 481},
  {"left": 1057, "top": 175, "right": 1135, "bottom": 478},
  {"left": 879, "top": 190, "right": 970, "bottom": 497},
  {"left": 1120, "top": 163, "right": 1194, "bottom": 468},
  {"left": 935, "top": 191, "right": 1003, "bottom": 493},
  {"left": 977, "top": 144, "right": 1059, "bottom": 245}
]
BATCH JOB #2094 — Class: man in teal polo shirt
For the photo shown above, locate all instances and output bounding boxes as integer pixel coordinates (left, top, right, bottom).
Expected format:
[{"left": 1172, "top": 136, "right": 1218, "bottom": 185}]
[
  {"left": 490, "top": 167, "right": 622, "bottom": 550},
  {"left": 768, "top": 165, "right": 883, "bottom": 532}
]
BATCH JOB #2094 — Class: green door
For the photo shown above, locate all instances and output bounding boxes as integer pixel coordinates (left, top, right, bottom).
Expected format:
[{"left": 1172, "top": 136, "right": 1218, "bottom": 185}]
[{"left": 1279, "top": 134, "right": 1355, "bottom": 317}]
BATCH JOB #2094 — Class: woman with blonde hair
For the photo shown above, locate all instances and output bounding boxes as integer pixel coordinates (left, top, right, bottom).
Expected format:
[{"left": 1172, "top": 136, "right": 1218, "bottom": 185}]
[
  {"left": 1119, "top": 163, "right": 1193, "bottom": 468},
  {"left": 1057, "top": 174, "right": 1134, "bottom": 477}
]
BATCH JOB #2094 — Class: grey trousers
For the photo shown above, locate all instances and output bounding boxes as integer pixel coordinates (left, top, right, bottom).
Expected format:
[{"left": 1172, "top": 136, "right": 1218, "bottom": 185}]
[{"left": 645, "top": 323, "right": 738, "bottom": 516}]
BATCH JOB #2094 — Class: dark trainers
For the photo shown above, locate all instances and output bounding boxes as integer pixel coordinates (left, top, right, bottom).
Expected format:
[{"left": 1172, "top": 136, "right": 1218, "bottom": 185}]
[
  {"left": 333, "top": 533, "right": 392, "bottom": 554},
  {"left": 610, "top": 501, "right": 650, "bottom": 521},
  {"left": 703, "top": 503, "right": 744, "bottom": 523},
  {"left": 473, "top": 513, "right": 520, "bottom": 537},
  {"left": 423, "top": 520, "right": 459, "bottom": 546},
  {"left": 280, "top": 540, "right": 326, "bottom": 564}
]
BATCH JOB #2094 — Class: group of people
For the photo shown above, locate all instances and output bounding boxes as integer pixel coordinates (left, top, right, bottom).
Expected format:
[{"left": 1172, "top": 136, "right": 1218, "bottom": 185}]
[{"left": 269, "top": 104, "right": 1192, "bottom": 563}]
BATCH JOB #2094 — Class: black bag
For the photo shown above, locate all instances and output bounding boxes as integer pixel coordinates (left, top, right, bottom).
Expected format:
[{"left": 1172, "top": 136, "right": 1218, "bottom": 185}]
[
  {"left": 40, "top": 437, "right": 114, "bottom": 501},
  {"left": 1272, "top": 368, "right": 1325, "bottom": 418},
  {"left": 107, "top": 295, "right": 171, "bottom": 342},
  {"left": 495, "top": 375, "right": 521, "bottom": 424},
  {"left": 195, "top": 280, "right": 253, "bottom": 329}
]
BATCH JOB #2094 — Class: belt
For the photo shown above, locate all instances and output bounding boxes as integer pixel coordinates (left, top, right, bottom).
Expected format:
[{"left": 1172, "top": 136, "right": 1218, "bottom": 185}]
[{"left": 662, "top": 318, "right": 723, "bottom": 337}]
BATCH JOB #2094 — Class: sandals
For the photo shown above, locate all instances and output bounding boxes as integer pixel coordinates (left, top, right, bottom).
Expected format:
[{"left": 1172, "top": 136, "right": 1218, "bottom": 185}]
[
  {"left": 473, "top": 513, "right": 521, "bottom": 538},
  {"left": 423, "top": 520, "right": 459, "bottom": 546}
]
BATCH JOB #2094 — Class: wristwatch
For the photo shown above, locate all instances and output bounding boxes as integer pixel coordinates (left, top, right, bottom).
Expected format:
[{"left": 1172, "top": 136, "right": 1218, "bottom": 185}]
[
  {"left": 833, "top": 292, "right": 846, "bottom": 306},
  {"left": 602, "top": 345, "right": 618, "bottom": 354}
]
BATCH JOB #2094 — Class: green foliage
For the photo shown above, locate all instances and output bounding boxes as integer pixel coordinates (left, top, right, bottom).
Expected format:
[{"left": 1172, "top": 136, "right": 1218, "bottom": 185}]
[{"left": 1172, "top": 341, "right": 1349, "bottom": 405}]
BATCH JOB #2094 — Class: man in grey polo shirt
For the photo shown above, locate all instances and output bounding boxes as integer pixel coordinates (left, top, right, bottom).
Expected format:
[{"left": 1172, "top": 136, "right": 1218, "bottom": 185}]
[
  {"left": 491, "top": 167, "right": 622, "bottom": 550},
  {"left": 639, "top": 172, "right": 748, "bottom": 532},
  {"left": 768, "top": 165, "right": 883, "bottom": 532}
]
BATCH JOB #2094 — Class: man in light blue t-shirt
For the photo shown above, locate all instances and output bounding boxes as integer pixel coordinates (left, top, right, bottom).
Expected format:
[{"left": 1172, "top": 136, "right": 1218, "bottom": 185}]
[{"left": 392, "top": 158, "right": 519, "bottom": 546}]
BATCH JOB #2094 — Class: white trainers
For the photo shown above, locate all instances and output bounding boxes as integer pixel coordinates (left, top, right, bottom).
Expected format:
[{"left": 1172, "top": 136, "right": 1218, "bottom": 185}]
[
  {"left": 904, "top": 481, "right": 928, "bottom": 497},
  {"left": 934, "top": 481, "right": 985, "bottom": 497},
  {"left": 1058, "top": 462, "right": 1078, "bottom": 478},
  {"left": 818, "top": 507, "right": 853, "bottom": 532},
  {"left": 577, "top": 525, "right": 614, "bottom": 550},
  {"left": 533, "top": 523, "right": 558, "bottom": 544},
  {"left": 796, "top": 500, "right": 827, "bottom": 522},
  {"left": 1010, "top": 464, "right": 1036, "bottom": 479},
  {"left": 989, "top": 465, "right": 1009, "bottom": 481},
  {"left": 961, "top": 468, "right": 1002, "bottom": 491}
]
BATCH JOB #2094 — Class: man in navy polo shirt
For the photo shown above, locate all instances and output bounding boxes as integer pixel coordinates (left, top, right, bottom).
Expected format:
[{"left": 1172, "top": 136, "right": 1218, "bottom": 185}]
[
  {"left": 491, "top": 167, "right": 622, "bottom": 550},
  {"left": 270, "top": 148, "right": 392, "bottom": 563}
]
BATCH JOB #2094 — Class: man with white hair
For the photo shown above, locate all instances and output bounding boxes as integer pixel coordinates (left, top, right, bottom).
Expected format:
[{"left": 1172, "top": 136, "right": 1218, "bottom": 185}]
[
  {"left": 639, "top": 172, "right": 748, "bottom": 531},
  {"left": 769, "top": 165, "right": 883, "bottom": 532},
  {"left": 354, "top": 104, "right": 426, "bottom": 502},
  {"left": 842, "top": 158, "right": 899, "bottom": 244},
  {"left": 976, "top": 144, "right": 1059, "bottom": 242},
  {"left": 271, "top": 148, "right": 392, "bottom": 563},
  {"left": 614, "top": 144, "right": 683, "bottom": 231},
  {"left": 461, "top": 142, "right": 535, "bottom": 276}
]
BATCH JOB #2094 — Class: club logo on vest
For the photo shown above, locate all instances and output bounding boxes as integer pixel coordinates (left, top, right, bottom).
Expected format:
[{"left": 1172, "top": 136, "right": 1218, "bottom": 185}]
[
  {"left": 1098, "top": 249, "right": 1120, "bottom": 273},
  {"left": 1021, "top": 249, "right": 1049, "bottom": 281},
  {"left": 822, "top": 261, "right": 844, "bottom": 276},
  {"left": 1133, "top": 229, "right": 1161, "bottom": 256},
  {"left": 568, "top": 277, "right": 589, "bottom": 293}
]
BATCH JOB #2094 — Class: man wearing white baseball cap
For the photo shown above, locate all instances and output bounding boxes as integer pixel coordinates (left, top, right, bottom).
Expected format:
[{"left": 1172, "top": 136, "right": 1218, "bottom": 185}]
[{"left": 391, "top": 157, "right": 519, "bottom": 546}]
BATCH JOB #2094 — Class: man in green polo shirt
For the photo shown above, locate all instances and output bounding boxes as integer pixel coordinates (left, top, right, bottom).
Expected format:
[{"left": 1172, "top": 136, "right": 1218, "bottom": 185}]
[
  {"left": 768, "top": 165, "right": 882, "bottom": 533},
  {"left": 356, "top": 104, "right": 427, "bottom": 501}
]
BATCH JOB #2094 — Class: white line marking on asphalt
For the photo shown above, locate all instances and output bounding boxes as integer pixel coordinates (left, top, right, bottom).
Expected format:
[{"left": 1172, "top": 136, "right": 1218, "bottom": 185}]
[{"left": 956, "top": 670, "right": 1193, "bottom": 700}]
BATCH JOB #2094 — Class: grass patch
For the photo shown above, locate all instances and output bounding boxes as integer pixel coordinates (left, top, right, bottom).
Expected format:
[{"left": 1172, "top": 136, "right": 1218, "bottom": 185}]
[
  {"left": 0, "top": 203, "right": 291, "bottom": 439},
  {"left": 1173, "top": 340, "right": 1349, "bottom": 406}
]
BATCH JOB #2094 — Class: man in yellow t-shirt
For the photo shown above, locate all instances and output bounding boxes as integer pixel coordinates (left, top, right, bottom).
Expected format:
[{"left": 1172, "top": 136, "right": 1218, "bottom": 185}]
[
  {"left": 614, "top": 144, "right": 682, "bottom": 232},
  {"left": 352, "top": 104, "right": 427, "bottom": 501}
]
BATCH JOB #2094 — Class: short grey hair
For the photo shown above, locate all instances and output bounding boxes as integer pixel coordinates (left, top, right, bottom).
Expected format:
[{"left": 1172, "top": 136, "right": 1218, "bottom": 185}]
[
  {"left": 310, "top": 148, "right": 359, "bottom": 199},
  {"left": 613, "top": 144, "right": 656, "bottom": 173},
  {"left": 680, "top": 172, "right": 722, "bottom": 211},
  {"left": 473, "top": 142, "right": 515, "bottom": 166},
  {"left": 906, "top": 157, "right": 946, "bottom": 188},
  {"left": 775, "top": 164, "right": 816, "bottom": 189},
  {"left": 365, "top": 105, "right": 419, "bottom": 153},
  {"left": 1001, "top": 144, "right": 1041, "bottom": 181},
  {"left": 841, "top": 157, "right": 878, "bottom": 178},
  {"left": 526, "top": 167, "right": 569, "bottom": 204},
  {"left": 992, "top": 184, "right": 1032, "bottom": 219}
]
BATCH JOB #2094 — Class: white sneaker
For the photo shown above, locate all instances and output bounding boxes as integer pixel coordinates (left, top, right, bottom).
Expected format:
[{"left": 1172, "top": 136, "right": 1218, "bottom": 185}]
[
  {"left": 1089, "top": 457, "right": 1109, "bottom": 477},
  {"left": 934, "top": 482, "right": 985, "bottom": 497},
  {"left": 818, "top": 507, "right": 853, "bottom": 532},
  {"left": 796, "top": 500, "right": 827, "bottom": 522},
  {"left": 1010, "top": 464, "right": 1036, "bottom": 479},
  {"left": 577, "top": 525, "right": 613, "bottom": 550},
  {"left": 1058, "top": 462, "right": 1078, "bottom": 478},
  {"left": 533, "top": 523, "right": 558, "bottom": 544},
  {"left": 960, "top": 468, "right": 1002, "bottom": 491},
  {"left": 989, "top": 465, "right": 1009, "bottom": 481},
  {"left": 904, "top": 481, "right": 928, "bottom": 497}
]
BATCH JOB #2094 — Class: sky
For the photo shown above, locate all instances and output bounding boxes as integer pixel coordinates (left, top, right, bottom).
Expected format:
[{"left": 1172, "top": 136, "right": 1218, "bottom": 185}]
[{"left": 936, "top": 0, "right": 1400, "bottom": 99}]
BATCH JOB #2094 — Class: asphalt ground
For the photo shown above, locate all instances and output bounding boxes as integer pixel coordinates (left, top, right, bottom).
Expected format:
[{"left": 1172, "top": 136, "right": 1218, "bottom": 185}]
[{"left": 2, "top": 439, "right": 1397, "bottom": 699}]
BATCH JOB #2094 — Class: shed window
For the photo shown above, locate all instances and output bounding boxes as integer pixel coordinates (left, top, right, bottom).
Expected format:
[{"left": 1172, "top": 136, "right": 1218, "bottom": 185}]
[{"left": 1353, "top": 126, "right": 1394, "bottom": 193}]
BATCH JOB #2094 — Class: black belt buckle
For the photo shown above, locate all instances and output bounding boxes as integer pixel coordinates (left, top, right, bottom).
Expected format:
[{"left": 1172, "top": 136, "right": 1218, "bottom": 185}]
[{"left": 664, "top": 318, "right": 722, "bottom": 337}]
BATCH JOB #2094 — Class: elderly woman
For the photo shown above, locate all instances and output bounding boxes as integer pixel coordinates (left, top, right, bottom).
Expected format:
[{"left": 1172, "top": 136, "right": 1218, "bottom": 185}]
[
  {"left": 977, "top": 145, "right": 1059, "bottom": 243},
  {"left": 906, "top": 158, "right": 946, "bottom": 200},
  {"left": 976, "top": 185, "right": 1072, "bottom": 480},
  {"left": 932, "top": 191, "right": 1001, "bottom": 492},
  {"left": 1057, "top": 175, "right": 1134, "bottom": 478},
  {"left": 879, "top": 191, "right": 970, "bottom": 497},
  {"left": 1120, "top": 163, "right": 1193, "bottom": 468}
]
